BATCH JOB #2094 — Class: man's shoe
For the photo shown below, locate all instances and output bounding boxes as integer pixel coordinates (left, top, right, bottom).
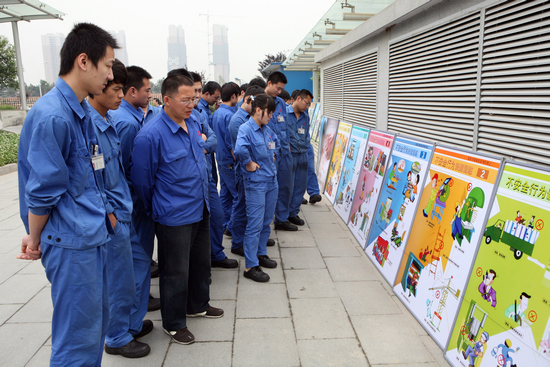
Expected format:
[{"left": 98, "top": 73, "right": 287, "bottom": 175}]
[
  {"left": 164, "top": 327, "right": 195, "bottom": 345},
  {"left": 134, "top": 319, "right": 153, "bottom": 339},
  {"left": 211, "top": 257, "right": 238, "bottom": 268},
  {"left": 104, "top": 339, "right": 150, "bottom": 358},
  {"left": 309, "top": 194, "right": 322, "bottom": 204},
  {"left": 231, "top": 247, "right": 245, "bottom": 256},
  {"left": 267, "top": 238, "right": 275, "bottom": 247},
  {"left": 187, "top": 306, "right": 224, "bottom": 318},
  {"left": 223, "top": 228, "right": 232, "bottom": 237},
  {"left": 244, "top": 266, "right": 270, "bottom": 282},
  {"left": 302, "top": 197, "right": 308, "bottom": 205},
  {"left": 288, "top": 215, "right": 305, "bottom": 226},
  {"left": 258, "top": 255, "right": 277, "bottom": 268},
  {"left": 274, "top": 221, "right": 298, "bottom": 231},
  {"left": 150, "top": 260, "right": 159, "bottom": 278},
  {"left": 148, "top": 295, "right": 160, "bottom": 312}
]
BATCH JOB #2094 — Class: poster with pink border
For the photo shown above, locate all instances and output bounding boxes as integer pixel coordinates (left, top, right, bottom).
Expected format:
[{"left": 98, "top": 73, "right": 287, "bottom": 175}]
[{"left": 317, "top": 118, "right": 339, "bottom": 192}]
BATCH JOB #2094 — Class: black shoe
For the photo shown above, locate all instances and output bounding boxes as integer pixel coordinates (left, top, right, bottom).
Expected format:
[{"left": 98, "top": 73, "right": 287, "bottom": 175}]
[
  {"left": 150, "top": 260, "right": 159, "bottom": 278},
  {"left": 288, "top": 215, "right": 305, "bottom": 226},
  {"left": 274, "top": 221, "right": 298, "bottom": 231},
  {"left": 164, "top": 327, "right": 195, "bottom": 345},
  {"left": 309, "top": 194, "right": 322, "bottom": 204},
  {"left": 231, "top": 247, "right": 245, "bottom": 257},
  {"left": 211, "top": 257, "right": 238, "bottom": 268},
  {"left": 267, "top": 238, "right": 275, "bottom": 247},
  {"left": 134, "top": 319, "right": 153, "bottom": 339},
  {"left": 258, "top": 255, "right": 277, "bottom": 268},
  {"left": 187, "top": 306, "right": 224, "bottom": 318},
  {"left": 105, "top": 339, "right": 150, "bottom": 358},
  {"left": 302, "top": 197, "right": 308, "bottom": 205},
  {"left": 148, "top": 295, "right": 160, "bottom": 312},
  {"left": 224, "top": 228, "right": 232, "bottom": 237},
  {"left": 244, "top": 266, "right": 270, "bottom": 282}
]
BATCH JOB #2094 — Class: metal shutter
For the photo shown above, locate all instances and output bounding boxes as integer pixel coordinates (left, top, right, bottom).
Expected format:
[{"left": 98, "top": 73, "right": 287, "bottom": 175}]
[
  {"left": 343, "top": 51, "right": 378, "bottom": 127},
  {"left": 388, "top": 12, "right": 482, "bottom": 149},
  {"left": 478, "top": 0, "right": 550, "bottom": 166},
  {"left": 322, "top": 63, "right": 343, "bottom": 119}
]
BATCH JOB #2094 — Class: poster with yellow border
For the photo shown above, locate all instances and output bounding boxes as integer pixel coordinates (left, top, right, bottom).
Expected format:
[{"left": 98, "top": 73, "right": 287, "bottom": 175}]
[
  {"left": 324, "top": 121, "right": 353, "bottom": 203},
  {"left": 393, "top": 146, "right": 502, "bottom": 349}
]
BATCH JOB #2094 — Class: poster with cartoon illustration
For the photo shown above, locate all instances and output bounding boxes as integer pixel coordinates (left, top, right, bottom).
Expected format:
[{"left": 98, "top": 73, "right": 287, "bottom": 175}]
[
  {"left": 333, "top": 126, "right": 370, "bottom": 223},
  {"left": 365, "top": 137, "right": 434, "bottom": 284},
  {"left": 311, "top": 110, "right": 324, "bottom": 143},
  {"left": 392, "top": 146, "right": 502, "bottom": 349},
  {"left": 324, "top": 121, "right": 353, "bottom": 203},
  {"left": 317, "top": 118, "right": 339, "bottom": 191},
  {"left": 308, "top": 103, "right": 321, "bottom": 137},
  {"left": 347, "top": 130, "right": 395, "bottom": 247},
  {"left": 446, "top": 162, "right": 550, "bottom": 367}
]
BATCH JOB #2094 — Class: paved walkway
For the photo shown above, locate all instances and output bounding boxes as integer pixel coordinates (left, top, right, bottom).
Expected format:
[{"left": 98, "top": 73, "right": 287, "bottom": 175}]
[{"left": 0, "top": 168, "right": 451, "bottom": 366}]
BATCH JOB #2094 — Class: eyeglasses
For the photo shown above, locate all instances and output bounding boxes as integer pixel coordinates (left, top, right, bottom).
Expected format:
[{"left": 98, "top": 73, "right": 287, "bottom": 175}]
[{"left": 168, "top": 96, "right": 197, "bottom": 107}]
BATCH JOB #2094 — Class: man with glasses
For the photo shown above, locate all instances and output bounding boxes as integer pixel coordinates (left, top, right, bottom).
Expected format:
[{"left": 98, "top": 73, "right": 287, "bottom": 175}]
[{"left": 287, "top": 89, "right": 314, "bottom": 226}]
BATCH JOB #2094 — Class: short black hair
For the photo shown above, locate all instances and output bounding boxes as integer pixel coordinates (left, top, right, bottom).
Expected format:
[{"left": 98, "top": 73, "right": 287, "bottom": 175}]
[
  {"left": 278, "top": 89, "right": 290, "bottom": 101},
  {"left": 244, "top": 85, "right": 264, "bottom": 98},
  {"left": 267, "top": 71, "right": 287, "bottom": 85},
  {"left": 124, "top": 66, "right": 152, "bottom": 94},
  {"left": 240, "top": 83, "right": 249, "bottom": 93},
  {"left": 161, "top": 75, "right": 194, "bottom": 99},
  {"left": 291, "top": 89, "right": 300, "bottom": 100},
  {"left": 251, "top": 93, "right": 276, "bottom": 115},
  {"left": 154, "top": 98, "right": 161, "bottom": 104},
  {"left": 190, "top": 71, "right": 202, "bottom": 84},
  {"left": 88, "top": 58, "right": 126, "bottom": 99},
  {"left": 221, "top": 82, "right": 240, "bottom": 102},
  {"left": 297, "top": 89, "right": 313, "bottom": 100},
  {"left": 167, "top": 68, "right": 192, "bottom": 79},
  {"left": 202, "top": 81, "right": 221, "bottom": 95},
  {"left": 248, "top": 77, "right": 266, "bottom": 89},
  {"left": 59, "top": 23, "right": 118, "bottom": 76}
]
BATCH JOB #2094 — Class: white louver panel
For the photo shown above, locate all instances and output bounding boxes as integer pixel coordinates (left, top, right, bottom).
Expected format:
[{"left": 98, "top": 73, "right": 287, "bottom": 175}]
[
  {"left": 343, "top": 51, "right": 378, "bottom": 127},
  {"left": 322, "top": 64, "right": 343, "bottom": 119},
  {"left": 388, "top": 12, "right": 481, "bottom": 148},
  {"left": 479, "top": 0, "right": 550, "bottom": 166}
]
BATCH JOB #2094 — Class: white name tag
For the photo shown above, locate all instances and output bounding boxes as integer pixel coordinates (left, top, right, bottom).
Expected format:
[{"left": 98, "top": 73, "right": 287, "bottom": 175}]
[
  {"left": 277, "top": 115, "right": 284, "bottom": 122},
  {"left": 268, "top": 142, "right": 276, "bottom": 150},
  {"left": 298, "top": 128, "right": 305, "bottom": 135},
  {"left": 92, "top": 154, "right": 105, "bottom": 171}
]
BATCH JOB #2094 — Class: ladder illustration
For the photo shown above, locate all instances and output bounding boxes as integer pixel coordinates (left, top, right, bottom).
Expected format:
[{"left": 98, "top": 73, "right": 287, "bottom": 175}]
[
  {"left": 429, "top": 277, "right": 460, "bottom": 331},
  {"left": 429, "top": 226, "right": 445, "bottom": 279}
]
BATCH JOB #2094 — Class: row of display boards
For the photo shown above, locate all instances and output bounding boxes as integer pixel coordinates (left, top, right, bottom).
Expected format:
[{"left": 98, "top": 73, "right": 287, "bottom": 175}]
[{"left": 307, "top": 104, "right": 550, "bottom": 367}]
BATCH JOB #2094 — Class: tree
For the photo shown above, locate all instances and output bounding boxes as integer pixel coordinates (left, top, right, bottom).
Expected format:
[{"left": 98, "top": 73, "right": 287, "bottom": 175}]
[
  {"left": 0, "top": 36, "right": 18, "bottom": 90},
  {"left": 151, "top": 77, "right": 165, "bottom": 94},
  {"left": 257, "top": 52, "right": 287, "bottom": 78}
]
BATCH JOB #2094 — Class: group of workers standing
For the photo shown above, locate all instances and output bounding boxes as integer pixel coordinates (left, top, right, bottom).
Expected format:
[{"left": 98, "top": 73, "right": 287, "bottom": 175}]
[{"left": 16, "top": 22, "right": 321, "bottom": 366}]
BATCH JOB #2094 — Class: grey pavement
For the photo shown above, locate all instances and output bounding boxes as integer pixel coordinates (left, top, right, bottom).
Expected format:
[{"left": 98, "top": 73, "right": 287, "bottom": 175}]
[{"left": 0, "top": 169, "right": 451, "bottom": 366}]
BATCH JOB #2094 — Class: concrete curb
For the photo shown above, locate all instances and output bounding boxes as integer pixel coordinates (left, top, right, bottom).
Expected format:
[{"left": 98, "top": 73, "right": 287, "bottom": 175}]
[{"left": 0, "top": 163, "right": 17, "bottom": 176}]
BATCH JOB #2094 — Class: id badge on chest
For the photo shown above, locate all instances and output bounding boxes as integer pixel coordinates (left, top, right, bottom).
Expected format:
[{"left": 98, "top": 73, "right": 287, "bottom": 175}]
[
  {"left": 268, "top": 141, "right": 276, "bottom": 150},
  {"left": 298, "top": 128, "right": 305, "bottom": 135},
  {"left": 91, "top": 144, "right": 105, "bottom": 171},
  {"left": 277, "top": 115, "right": 284, "bottom": 122}
]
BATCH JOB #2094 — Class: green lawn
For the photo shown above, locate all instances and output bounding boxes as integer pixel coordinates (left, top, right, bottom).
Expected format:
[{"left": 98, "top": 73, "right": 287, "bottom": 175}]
[{"left": 0, "top": 130, "right": 19, "bottom": 166}]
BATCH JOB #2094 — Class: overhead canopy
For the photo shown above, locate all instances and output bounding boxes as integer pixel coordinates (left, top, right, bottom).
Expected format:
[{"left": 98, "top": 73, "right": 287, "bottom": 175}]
[
  {"left": 0, "top": 0, "right": 64, "bottom": 110},
  {"left": 283, "top": 0, "right": 395, "bottom": 71}
]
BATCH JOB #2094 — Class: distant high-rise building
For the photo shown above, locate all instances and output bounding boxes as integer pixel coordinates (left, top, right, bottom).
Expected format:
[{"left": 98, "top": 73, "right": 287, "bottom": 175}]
[
  {"left": 110, "top": 30, "right": 129, "bottom": 66},
  {"left": 167, "top": 25, "right": 187, "bottom": 72},
  {"left": 41, "top": 33, "right": 65, "bottom": 84},
  {"left": 212, "top": 24, "right": 230, "bottom": 84}
]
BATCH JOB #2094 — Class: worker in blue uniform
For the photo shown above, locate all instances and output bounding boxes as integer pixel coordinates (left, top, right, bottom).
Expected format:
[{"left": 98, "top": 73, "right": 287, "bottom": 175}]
[
  {"left": 228, "top": 86, "right": 269, "bottom": 257},
  {"left": 86, "top": 59, "right": 151, "bottom": 358},
  {"left": 131, "top": 75, "right": 224, "bottom": 345},
  {"left": 234, "top": 94, "right": 280, "bottom": 282},
  {"left": 198, "top": 81, "right": 222, "bottom": 186},
  {"left": 287, "top": 90, "right": 314, "bottom": 225},
  {"left": 264, "top": 72, "right": 297, "bottom": 231},
  {"left": 111, "top": 66, "right": 160, "bottom": 319},
  {"left": 17, "top": 23, "right": 117, "bottom": 366},
  {"left": 212, "top": 82, "right": 240, "bottom": 235}
]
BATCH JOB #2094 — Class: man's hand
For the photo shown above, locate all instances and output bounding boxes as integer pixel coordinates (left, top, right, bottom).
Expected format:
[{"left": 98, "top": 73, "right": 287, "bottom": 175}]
[
  {"left": 108, "top": 213, "right": 117, "bottom": 230},
  {"left": 246, "top": 161, "right": 260, "bottom": 172},
  {"left": 17, "top": 234, "right": 42, "bottom": 260}
]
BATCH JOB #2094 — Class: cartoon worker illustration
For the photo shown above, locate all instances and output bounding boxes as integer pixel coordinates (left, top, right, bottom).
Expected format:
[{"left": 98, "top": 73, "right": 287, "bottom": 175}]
[
  {"left": 387, "top": 162, "right": 398, "bottom": 190},
  {"left": 423, "top": 174, "right": 439, "bottom": 217},
  {"left": 462, "top": 331, "right": 489, "bottom": 367},
  {"left": 527, "top": 215, "right": 535, "bottom": 229},
  {"left": 491, "top": 339, "right": 519, "bottom": 367},
  {"left": 505, "top": 292, "right": 531, "bottom": 325},
  {"left": 478, "top": 270, "right": 497, "bottom": 307},
  {"left": 451, "top": 201, "right": 464, "bottom": 240}
]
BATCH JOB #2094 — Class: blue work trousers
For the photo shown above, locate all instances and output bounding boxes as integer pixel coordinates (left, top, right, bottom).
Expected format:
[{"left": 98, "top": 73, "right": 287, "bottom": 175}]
[
  {"left": 105, "top": 221, "right": 136, "bottom": 348},
  {"left": 42, "top": 242, "right": 108, "bottom": 367},
  {"left": 230, "top": 173, "right": 247, "bottom": 250},
  {"left": 244, "top": 179, "right": 278, "bottom": 268},
  {"left": 218, "top": 164, "right": 237, "bottom": 232},
  {"left": 290, "top": 151, "right": 308, "bottom": 217},
  {"left": 155, "top": 208, "right": 211, "bottom": 332},
  {"left": 307, "top": 143, "right": 320, "bottom": 195},
  {"left": 132, "top": 199, "right": 155, "bottom": 259},
  {"left": 274, "top": 149, "right": 293, "bottom": 224},
  {"left": 209, "top": 179, "right": 227, "bottom": 262},
  {"left": 129, "top": 223, "right": 151, "bottom": 337}
]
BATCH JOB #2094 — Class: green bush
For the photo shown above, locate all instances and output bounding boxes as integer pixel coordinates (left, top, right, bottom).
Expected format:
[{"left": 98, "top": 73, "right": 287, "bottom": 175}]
[
  {"left": 0, "top": 130, "right": 19, "bottom": 166},
  {"left": 0, "top": 105, "right": 16, "bottom": 110}
]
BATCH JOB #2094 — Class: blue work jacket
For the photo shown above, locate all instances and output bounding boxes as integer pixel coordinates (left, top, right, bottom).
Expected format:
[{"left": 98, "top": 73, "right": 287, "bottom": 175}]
[
  {"left": 197, "top": 98, "right": 213, "bottom": 128},
  {"left": 287, "top": 103, "right": 311, "bottom": 154},
  {"left": 228, "top": 107, "right": 250, "bottom": 175},
  {"left": 212, "top": 104, "right": 236, "bottom": 166},
  {"left": 144, "top": 104, "right": 161, "bottom": 124},
  {"left": 267, "top": 96, "right": 289, "bottom": 150}
]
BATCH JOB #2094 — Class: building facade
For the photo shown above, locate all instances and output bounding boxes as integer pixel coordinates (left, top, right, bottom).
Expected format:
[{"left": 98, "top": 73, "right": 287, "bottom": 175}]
[{"left": 167, "top": 25, "right": 187, "bottom": 72}]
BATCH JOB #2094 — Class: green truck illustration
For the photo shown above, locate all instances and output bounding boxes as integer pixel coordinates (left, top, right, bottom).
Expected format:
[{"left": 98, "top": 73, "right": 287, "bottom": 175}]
[{"left": 484, "top": 219, "right": 535, "bottom": 260}]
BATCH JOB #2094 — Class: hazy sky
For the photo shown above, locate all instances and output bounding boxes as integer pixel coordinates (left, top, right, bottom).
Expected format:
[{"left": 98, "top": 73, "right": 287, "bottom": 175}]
[{"left": 0, "top": 0, "right": 336, "bottom": 86}]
